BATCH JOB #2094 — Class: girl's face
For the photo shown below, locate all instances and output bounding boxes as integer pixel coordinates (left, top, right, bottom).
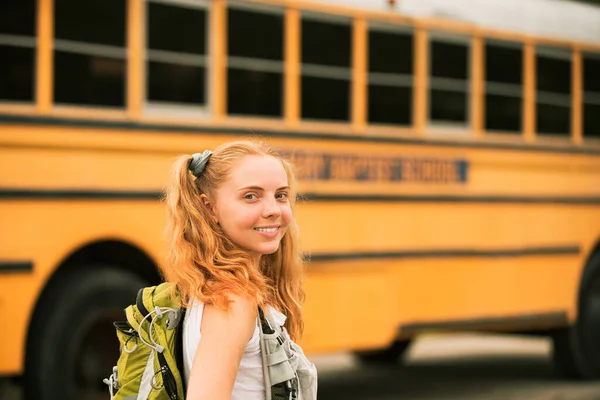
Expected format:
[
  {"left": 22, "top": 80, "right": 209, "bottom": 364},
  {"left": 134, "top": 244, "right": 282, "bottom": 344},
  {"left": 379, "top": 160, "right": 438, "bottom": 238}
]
[{"left": 209, "top": 155, "right": 292, "bottom": 261}]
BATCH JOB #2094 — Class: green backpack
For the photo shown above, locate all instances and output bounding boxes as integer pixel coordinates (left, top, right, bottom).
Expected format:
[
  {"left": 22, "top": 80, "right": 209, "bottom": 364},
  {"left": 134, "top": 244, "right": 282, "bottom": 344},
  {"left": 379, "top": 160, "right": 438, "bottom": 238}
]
[{"left": 104, "top": 282, "right": 302, "bottom": 400}]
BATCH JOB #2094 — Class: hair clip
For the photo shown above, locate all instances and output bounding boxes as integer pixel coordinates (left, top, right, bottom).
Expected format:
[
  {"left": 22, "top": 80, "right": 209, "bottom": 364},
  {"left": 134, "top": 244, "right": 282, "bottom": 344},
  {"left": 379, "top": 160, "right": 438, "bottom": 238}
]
[{"left": 189, "top": 150, "right": 212, "bottom": 177}]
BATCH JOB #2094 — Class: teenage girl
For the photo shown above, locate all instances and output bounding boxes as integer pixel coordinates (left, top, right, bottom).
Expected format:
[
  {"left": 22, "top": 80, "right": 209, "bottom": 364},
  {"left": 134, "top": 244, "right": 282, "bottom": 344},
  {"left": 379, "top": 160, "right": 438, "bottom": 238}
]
[{"left": 161, "top": 140, "right": 317, "bottom": 400}]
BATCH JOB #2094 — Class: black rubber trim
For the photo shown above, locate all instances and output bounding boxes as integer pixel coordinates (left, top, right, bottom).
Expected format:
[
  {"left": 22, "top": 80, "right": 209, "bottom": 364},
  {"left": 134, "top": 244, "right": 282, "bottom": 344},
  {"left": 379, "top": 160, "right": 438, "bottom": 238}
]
[
  {"left": 2, "top": 188, "right": 600, "bottom": 204},
  {"left": 2, "top": 113, "right": 600, "bottom": 155},
  {"left": 136, "top": 288, "right": 149, "bottom": 317},
  {"left": 0, "top": 261, "right": 33, "bottom": 273},
  {"left": 0, "top": 247, "right": 578, "bottom": 276},
  {"left": 157, "top": 351, "right": 180, "bottom": 400},
  {"left": 174, "top": 309, "right": 186, "bottom": 398},
  {"left": 301, "top": 193, "right": 600, "bottom": 204},
  {"left": 400, "top": 311, "right": 570, "bottom": 335},
  {"left": 0, "top": 188, "right": 161, "bottom": 200},
  {"left": 306, "top": 245, "right": 581, "bottom": 262},
  {"left": 113, "top": 321, "right": 134, "bottom": 335},
  {"left": 258, "top": 307, "right": 275, "bottom": 335}
]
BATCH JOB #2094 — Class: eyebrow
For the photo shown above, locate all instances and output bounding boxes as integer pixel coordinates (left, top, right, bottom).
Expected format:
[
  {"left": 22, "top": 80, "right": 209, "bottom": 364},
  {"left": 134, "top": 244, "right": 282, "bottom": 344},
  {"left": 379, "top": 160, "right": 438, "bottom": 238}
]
[{"left": 238, "top": 186, "right": 290, "bottom": 192}]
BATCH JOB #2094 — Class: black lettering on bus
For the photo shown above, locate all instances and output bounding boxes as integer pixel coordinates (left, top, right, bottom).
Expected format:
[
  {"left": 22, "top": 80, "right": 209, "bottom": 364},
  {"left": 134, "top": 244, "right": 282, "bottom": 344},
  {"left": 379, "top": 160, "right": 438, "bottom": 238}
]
[{"left": 330, "top": 156, "right": 356, "bottom": 181}]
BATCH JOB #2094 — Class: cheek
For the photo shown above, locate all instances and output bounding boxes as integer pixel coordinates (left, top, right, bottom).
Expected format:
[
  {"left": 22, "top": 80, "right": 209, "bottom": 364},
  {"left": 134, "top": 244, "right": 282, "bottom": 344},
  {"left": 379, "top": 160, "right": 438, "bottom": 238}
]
[
  {"left": 281, "top": 204, "right": 293, "bottom": 226},
  {"left": 239, "top": 212, "right": 259, "bottom": 229},
  {"left": 228, "top": 204, "right": 260, "bottom": 230},
  {"left": 217, "top": 203, "right": 251, "bottom": 232}
]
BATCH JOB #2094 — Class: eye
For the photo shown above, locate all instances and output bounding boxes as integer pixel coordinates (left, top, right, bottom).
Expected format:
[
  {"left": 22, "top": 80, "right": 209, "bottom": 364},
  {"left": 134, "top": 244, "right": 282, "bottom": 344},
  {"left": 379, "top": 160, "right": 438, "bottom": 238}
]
[
  {"left": 276, "top": 191, "right": 289, "bottom": 200},
  {"left": 244, "top": 193, "right": 258, "bottom": 201}
]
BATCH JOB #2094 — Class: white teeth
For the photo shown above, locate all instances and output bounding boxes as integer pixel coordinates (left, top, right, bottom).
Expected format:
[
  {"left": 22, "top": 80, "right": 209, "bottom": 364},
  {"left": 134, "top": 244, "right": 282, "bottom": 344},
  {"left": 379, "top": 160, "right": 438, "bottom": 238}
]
[{"left": 255, "top": 227, "right": 277, "bottom": 233}]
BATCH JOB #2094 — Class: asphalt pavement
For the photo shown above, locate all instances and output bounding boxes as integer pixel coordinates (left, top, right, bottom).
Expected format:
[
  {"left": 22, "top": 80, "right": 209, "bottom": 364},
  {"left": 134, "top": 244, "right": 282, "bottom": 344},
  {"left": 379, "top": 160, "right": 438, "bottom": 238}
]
[{"left": 2, "top": 333, "right": 600, "bottom": 400}]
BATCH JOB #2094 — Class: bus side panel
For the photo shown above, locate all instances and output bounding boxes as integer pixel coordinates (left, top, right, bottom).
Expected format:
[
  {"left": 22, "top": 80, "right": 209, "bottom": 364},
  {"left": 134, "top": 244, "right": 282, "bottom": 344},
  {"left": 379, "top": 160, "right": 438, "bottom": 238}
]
[{"left": 0, "top": 201, "right": 165, "bottom": 375}]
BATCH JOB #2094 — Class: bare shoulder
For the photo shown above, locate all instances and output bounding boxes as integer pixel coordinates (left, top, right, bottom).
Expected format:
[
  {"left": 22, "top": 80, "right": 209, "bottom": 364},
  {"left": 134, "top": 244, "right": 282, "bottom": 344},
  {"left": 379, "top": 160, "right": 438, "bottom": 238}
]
[
  {"left": 187, "top": 293, "right": 259, "bottom": 398},
  {"left": 201, "top": 293, "right": 258, "bottom": 341},
  {"left": 226, "top": 292, "right": 258, "bottom": 314}
]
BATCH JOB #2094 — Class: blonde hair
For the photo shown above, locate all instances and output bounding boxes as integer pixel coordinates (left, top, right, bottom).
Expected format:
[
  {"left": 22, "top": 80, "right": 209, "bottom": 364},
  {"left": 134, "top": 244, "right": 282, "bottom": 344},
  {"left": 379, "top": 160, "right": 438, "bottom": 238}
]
[{"left": 161, "top": 140, "right": 305, "bottom": 339}]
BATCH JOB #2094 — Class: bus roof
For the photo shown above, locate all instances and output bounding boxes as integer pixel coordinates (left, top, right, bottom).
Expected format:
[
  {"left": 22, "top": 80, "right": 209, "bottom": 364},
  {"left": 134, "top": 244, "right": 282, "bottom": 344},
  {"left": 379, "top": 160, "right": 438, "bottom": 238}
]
[{"left": 308, "top": 0, "right": 600, "bottom": 45}]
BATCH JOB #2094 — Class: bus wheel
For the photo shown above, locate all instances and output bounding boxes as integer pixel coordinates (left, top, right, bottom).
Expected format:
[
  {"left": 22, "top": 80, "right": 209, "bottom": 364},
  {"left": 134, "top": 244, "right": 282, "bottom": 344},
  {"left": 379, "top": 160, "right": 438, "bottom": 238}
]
[
  {"left": 552, "top": 252, "right": 600, "bottom": 379},
  {"left": 354, "top": 339, "right": 412, "bottom": 365},
  {"left": 24, "top": 266, "right": 148, "bottom": 400}
]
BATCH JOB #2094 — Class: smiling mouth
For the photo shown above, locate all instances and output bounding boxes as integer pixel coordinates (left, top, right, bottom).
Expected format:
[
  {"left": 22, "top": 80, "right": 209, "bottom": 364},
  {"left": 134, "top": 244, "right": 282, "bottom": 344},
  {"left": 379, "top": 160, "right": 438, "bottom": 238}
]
[{"left": 254, "top": 227, "right": 279, "bottom": 233}]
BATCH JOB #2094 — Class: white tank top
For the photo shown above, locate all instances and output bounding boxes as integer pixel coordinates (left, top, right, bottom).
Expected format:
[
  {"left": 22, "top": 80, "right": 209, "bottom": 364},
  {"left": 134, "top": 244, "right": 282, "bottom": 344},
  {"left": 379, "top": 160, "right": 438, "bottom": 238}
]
[{"left": 182, "top": 300, "right": 266, "bottom": 400}]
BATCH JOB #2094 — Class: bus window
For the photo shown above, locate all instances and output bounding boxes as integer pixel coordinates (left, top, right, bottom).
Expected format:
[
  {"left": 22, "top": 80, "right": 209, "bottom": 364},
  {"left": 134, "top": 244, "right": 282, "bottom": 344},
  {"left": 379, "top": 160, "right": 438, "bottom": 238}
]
[
  {"left": 0, "top": 0, "right": 36, "bottom": 103},
  {"left": 429, "top": 35, "right": 470, "bottom": 125},
  {"left": 583, "top": 53, "right": 600, "bottom": 140},
  {"left": 484, "top": 40, "right": 523, "bottom": 133},
  {"left": 367, "top": 24, "right": 413, "bottom": 126},
  {"left": 227, "top": 4, "right": 283, "bottom": 117},
  {"left": 301, "top": 14, "right": 351, "bottom": 122},
  {"left": 535, "top": 46, "right": 571, "bottom": 136},
  {"left": 146, "top": 0, "right": 208, "bottom": 109},
  {"left": 53, "top": 0, "right": 126, "bottom": 108}
]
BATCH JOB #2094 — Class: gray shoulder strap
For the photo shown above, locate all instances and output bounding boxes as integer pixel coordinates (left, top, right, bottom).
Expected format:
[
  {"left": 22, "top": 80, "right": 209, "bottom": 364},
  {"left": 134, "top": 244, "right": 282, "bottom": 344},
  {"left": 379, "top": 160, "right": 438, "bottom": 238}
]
[{"left": 258, "top": 316, "right": 272, "bottom": 399}]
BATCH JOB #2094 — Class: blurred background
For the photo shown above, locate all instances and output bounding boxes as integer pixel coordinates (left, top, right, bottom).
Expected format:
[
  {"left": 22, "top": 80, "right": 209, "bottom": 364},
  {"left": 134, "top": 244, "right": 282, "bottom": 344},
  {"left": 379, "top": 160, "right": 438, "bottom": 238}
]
[{"left": 1, "top": 0, "right": 600, "bottom": 399}]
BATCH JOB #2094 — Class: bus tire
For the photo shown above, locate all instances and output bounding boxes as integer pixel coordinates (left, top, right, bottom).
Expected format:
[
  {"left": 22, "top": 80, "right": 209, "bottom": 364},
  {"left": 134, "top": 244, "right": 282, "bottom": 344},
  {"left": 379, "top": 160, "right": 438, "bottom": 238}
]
[
  {"left": 354, "top": 339, "right": 412, "bottom": 365},
  {"left": 24, "top": 266, "right": 148, "bottom": 400},
  {"left": 552, "top": 251, "right": 600, "bottom": 380}
]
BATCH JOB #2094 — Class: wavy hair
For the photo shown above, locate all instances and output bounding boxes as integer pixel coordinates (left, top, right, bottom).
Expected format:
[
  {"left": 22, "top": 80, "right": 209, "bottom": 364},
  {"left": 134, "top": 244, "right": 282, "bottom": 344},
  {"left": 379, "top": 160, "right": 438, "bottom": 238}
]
[{"left": 161, "top": 140, "right": 305, "bottom": 339}]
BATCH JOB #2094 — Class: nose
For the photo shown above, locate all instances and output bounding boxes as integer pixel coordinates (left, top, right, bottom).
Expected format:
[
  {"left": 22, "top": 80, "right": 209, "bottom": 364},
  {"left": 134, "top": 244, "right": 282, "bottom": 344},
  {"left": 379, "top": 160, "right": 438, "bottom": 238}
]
[{"left": 262, "top": 196, "right": 282, "bottom": 219}]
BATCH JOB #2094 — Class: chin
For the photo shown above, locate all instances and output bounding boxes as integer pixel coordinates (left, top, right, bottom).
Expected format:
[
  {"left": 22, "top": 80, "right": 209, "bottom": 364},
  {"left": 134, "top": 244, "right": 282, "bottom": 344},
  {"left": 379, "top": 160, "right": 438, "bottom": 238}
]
[{"left": 258, "top": 245, "right": 281, "bottom": 255}]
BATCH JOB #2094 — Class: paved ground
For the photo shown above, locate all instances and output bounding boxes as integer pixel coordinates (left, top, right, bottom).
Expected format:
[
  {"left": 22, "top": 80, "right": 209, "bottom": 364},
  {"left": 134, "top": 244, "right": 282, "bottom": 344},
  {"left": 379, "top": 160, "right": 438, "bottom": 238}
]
[
  {"left": 312, "top": 333, "right": 600, "bottom": 400},
  {"left": 3, "top": 333, "right": 600, "bottom": 400}
]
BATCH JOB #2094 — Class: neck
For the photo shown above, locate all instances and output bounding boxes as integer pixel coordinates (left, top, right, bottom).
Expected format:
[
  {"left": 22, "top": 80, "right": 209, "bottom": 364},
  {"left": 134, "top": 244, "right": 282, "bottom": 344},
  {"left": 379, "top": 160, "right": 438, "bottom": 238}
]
[{"left": 251, "top": 253, "right": 262, "bottom": 270}]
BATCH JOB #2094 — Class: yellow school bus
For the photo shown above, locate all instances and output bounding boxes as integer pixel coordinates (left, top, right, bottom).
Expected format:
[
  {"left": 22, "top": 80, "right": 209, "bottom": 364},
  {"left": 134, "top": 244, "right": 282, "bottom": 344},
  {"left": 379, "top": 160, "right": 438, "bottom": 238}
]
[{"left": 1, "top": 0, "right": 599, "bottom": 398}]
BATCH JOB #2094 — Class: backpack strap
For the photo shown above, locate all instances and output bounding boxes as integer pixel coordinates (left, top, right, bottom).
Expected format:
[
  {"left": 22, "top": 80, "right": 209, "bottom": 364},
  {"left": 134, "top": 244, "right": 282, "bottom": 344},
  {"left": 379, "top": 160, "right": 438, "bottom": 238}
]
[
  {"left": 138, "top": 292, "right": 290, "bottom": 400},
  {"left": 258, "top": 307, "right": 274, "bottom": 334},
  {"left": 136, "top": 287, "right": 149, "bottom": 317},
  {"left": 156, "top": 351, "right": 180, "bottom": 400},
  {"left": 258, "top": 307, "right": 298, "bottom": 400},
  {"left": 135, "top": 285, "right": 182, "bottom": 400},
  {"left": 258, "top": 307, "right": 273, "bottom": 400},
  {"left": 174, "top": 305, "right": 186, "bottom": 398}
]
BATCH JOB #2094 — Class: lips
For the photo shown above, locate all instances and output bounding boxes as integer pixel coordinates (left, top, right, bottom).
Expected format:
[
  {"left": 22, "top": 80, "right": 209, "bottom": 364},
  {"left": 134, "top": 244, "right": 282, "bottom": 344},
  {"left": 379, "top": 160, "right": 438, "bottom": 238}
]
[
  {"left": 253, "top": 225, "right": 280, "bottom": 238},
  {"left": 254, "top": 226, "right": 279, "bottom": 233}
]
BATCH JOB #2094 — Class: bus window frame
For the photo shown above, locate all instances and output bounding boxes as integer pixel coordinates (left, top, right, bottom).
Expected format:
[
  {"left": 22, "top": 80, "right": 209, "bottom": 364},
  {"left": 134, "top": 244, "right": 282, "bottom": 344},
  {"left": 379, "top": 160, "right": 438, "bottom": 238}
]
[
  {"left": 427, "top": 30, "right": 472, "bottom": 135},
  {"left": 52, "top": 0, "right": 128, "bottom": 110},
  {"left": 365, "top": 21, "right": 414, "bottom": 128},
  {"left": 0, "top": 35, "right": 37, "bottom": 106},
  {"left": 534, "top": 44, "right": 573, "bottom": 139},
  {"left": 225, "top": 0, "right": 285, "bottom": 120},
  {"left": 299, "top": 10, "right": 353, "bottom": 124},
  {"left": 582, "top": 51, "right": 600, "bottom": 144},
  {"left": 0, "top": 0, "right": 37, "bottom": 110},
  {"left": 143, "top": 0, "right": 212, "bottom": 119},
  {"left": 482, "top": 38, "right": 524, "bottom": 136}
]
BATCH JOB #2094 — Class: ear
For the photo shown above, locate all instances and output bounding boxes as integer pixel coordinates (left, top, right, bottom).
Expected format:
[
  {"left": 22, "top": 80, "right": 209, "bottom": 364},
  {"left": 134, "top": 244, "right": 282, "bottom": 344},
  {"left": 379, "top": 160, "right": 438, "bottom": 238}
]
[{"left": 199, "top": 194, "right": 219, "bottom": 224}]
